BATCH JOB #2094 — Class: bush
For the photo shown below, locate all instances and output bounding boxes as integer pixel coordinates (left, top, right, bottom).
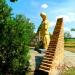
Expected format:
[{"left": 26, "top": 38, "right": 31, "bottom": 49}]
[{"left": 0, "top": 0, "right": 35, "bottom": 74}]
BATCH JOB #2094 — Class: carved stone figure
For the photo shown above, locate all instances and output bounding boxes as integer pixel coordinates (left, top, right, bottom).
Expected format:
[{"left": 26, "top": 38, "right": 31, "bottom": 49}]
[{"left": 39, "top": 12, "right": 50, "bottom": 49}]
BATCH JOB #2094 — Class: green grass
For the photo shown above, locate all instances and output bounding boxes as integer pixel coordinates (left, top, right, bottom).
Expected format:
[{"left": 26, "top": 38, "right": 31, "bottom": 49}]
[
  {"left": 64, "top": 38, "right": 75, "bottom": 53},
  {"left": 61, "top": 67, "right": 75, "bottom": 75},
  {"left": 65, "top": 46, "right": 75, "bottom": 48},
  {"left": 64, "top": 38, "right": 75, "bottom": 43}
]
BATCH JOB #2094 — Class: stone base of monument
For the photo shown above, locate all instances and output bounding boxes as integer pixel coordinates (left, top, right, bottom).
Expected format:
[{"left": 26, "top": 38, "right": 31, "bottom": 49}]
[{"left": 39, "top": 49, "right": 46, "bottom": 53}]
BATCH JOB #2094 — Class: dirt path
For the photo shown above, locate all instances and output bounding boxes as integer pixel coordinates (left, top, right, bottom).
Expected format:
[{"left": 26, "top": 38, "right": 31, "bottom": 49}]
[{"left": 64, "top": 50, "right": 75, "bottom": 67}]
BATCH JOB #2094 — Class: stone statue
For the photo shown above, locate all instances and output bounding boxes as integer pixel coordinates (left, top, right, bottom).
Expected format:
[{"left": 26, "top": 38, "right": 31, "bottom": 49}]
[{"left": 39, "top": 12, "right": 50, "bottom": 49}]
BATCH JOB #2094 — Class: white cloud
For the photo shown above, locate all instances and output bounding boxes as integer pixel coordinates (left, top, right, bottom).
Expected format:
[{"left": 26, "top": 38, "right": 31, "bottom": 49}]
[
  {"left": 56, "top": 12, "right": 75, "bottom": 38},
  {"left": 71, "top": 31, "right": 75, "bottom": 38},
  {"left": 56, "top": 12, "right": 75, "bottom": 23},
  {"left": 50, "top": 21, "right": 55, "bottom": 27},
  {"left": 64, "top": 27, "right": 70, "bottom": 32},
  {"left": 41, "top": 4, "right": 48, "bottom": 9},
  {"left": 64, "top": 27, "right": 75, "bottom": 38},
  {"left": 56, "top": 15, "right": 71, "bottom": 23},
  {"left": 67, "top": 12, "right": 75, "bottom": 16}
]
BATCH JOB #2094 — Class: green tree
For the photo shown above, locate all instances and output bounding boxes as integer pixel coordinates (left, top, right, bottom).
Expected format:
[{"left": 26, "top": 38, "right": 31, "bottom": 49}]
[
  {"left": 64, "top": 31, "right": 71, "bottom": 42},
  {"left": 71, "top": 28, "right": 75, "bottom": 31},
  {"left": 10, "top": 0, "right": 18, "bottom": 2},
  {"left": 0, "top": 0, "right": 34, "bottom": 74},
  {"left": 15, "top": 15, "right": 35, "bottom": 45},
  {"left": 64, "top": 31, "right": 71, "bottom": 38}
]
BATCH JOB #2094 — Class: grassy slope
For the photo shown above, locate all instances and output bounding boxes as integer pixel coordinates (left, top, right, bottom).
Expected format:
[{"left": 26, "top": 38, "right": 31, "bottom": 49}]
[{"left": 64, "top": 38, "right": 75, "bottom": 53}]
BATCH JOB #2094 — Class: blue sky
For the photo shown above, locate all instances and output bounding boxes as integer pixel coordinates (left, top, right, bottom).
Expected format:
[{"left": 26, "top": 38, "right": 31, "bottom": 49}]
[{"left": 7, "top": 0, "right": 75, "bottom": 37}]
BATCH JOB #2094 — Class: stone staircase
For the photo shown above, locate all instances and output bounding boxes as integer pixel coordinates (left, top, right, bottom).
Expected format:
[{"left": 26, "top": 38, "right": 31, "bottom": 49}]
[{"left": 37, "top": 18, "right": 64, "bottom": 75}]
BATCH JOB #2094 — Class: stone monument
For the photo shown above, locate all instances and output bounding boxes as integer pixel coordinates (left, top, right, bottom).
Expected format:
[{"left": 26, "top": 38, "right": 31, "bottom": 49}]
[
  {"left": 37, "top": 18, "right": 64, "bottom": 75},
  {"left": 39, "top": 12, "right": 50, "bottom": 49}
]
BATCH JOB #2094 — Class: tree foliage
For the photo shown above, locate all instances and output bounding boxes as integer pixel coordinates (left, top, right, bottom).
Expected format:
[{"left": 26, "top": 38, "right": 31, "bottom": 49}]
[
  {"left": 10, "top": 0, "right": 18, "bottom": 2},
  {"left": 71, "top": 28, "right": 75, "bottom": 31},
  {"left": 0, "top": 0, "right": 34, "bottom": 74},
  {"left": 64, "top": 31, "right": 71, "bottom": 38}
]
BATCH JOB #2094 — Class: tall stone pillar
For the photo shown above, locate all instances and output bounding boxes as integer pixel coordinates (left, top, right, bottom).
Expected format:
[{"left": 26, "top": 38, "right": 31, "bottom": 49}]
[{"left": 38, "top": 18, "right": 64, "bottom": 75}]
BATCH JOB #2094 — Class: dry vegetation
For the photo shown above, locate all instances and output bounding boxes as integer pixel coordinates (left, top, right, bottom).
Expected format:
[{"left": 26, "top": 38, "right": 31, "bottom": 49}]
[
  {"left": 61, "top": 67, "right": 75, "bottom": 75},
  {"left": 64, "top": 38, "right": 75, "bottom": 53}
]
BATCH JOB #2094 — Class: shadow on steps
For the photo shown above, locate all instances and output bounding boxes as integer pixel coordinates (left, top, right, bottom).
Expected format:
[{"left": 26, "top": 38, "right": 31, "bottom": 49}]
[{"left": 34, "top": 70, "right": 48, "bottom": 75}]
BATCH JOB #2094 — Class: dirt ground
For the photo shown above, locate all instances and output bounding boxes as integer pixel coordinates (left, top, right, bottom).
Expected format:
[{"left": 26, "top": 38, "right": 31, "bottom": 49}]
[{"left": 65, "top": 47, "right": 75, "bottom": 53}]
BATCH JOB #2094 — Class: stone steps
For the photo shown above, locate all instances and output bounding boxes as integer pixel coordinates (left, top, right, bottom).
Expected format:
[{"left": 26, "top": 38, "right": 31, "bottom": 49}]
[
  {"left": 46, "top": 50, "right": 55, "bottom": 53},
  {"left": 45, "top": 52, "right": 54, "bottom": 55},
  {"left": 42, "top": 58, "right": 53, "bottom": 62},
  {"left": 45, "top": 53, "right": 54, "bottom": 57},
  {"left": 39, "top": 67, "right": 50, "bottom": 72},
  {"left": 42, "top": 60, "right": 52, "bottom": 64},
  {"left": 43, "top": 57, "right": 53, "bottom": 60},
  {"left": 41, "top": 62, "right": 52, "bottom": 66},
  {"left": 39, "top": 18, "right": 63, "bottom": 74},
  {"left": 40, "top": 66, "right": 50, "bottom": 70}
]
